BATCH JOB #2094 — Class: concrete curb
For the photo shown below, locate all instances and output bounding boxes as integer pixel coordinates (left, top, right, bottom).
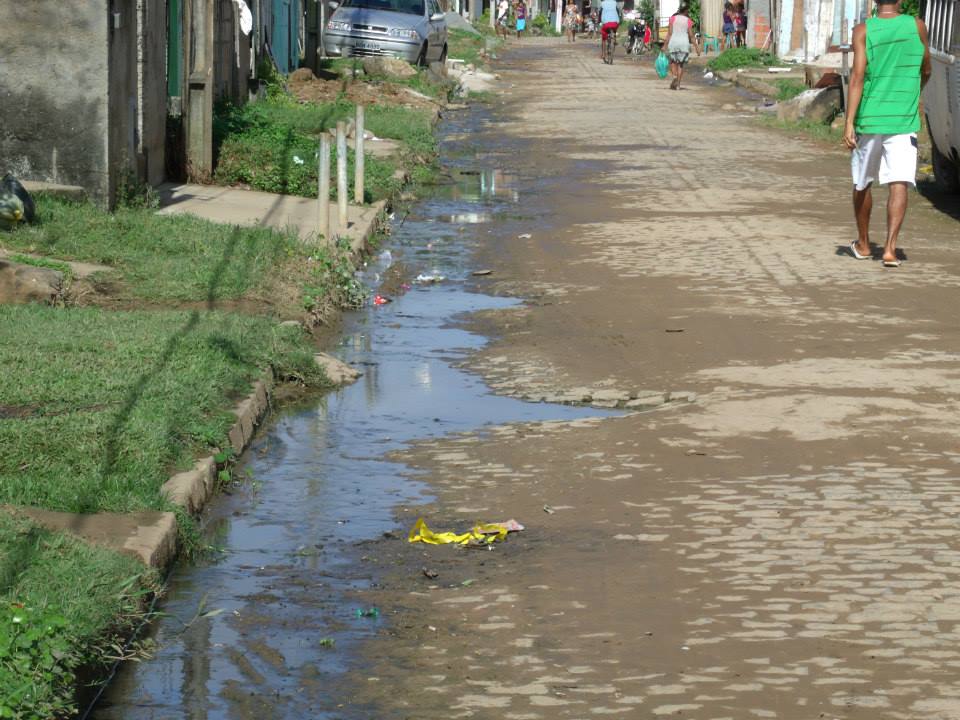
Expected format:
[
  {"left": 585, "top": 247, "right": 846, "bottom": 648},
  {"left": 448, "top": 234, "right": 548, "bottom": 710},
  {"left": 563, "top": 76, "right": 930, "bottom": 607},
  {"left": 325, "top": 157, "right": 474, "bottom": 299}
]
[
  {"left": 11, "top": 374, "right": 275, "bottom": 568},
  {"left": 160, "top": 375, "right": 273, "bottom": 516},
  {"left": 714, "top": 68, "right": 780, "bottom": 98}
]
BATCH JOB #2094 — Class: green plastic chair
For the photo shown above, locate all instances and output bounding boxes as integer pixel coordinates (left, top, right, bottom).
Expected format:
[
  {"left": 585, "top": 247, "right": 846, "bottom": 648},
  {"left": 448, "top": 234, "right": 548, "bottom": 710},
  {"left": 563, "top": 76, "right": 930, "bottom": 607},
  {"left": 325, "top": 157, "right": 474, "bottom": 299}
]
[{"left": 701, "top": 33, "right": 720, "bottom": 54}]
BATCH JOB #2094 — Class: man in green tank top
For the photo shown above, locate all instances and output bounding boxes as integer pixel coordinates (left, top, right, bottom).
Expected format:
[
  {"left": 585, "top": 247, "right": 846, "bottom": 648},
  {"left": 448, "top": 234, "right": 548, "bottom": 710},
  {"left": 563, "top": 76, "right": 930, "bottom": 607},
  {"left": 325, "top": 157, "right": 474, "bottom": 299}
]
[{"left": 843, "top": 0, "right": 931, "bottom": 267}]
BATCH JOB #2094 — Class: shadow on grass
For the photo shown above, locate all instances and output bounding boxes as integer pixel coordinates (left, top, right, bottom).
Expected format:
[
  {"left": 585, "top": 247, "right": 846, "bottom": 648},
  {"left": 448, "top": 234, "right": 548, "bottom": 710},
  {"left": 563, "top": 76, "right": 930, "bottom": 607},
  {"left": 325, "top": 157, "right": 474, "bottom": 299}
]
[
  {"left": 88, "top": 226, "right": 250, "bottom": 514},
  {"left": 0, "top": 525, "right": 43, "bottom": 594}
]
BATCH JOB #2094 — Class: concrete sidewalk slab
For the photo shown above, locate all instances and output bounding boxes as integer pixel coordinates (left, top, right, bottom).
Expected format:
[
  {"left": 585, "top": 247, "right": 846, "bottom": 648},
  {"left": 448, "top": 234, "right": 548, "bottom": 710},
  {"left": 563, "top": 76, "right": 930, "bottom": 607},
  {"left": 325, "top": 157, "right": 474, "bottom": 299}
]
[
  {"left": 157, "top": 182, "right": 386, "bottom": 248},
  {"left": 9, "top": 506, "right": 178, "bottom": 568}
]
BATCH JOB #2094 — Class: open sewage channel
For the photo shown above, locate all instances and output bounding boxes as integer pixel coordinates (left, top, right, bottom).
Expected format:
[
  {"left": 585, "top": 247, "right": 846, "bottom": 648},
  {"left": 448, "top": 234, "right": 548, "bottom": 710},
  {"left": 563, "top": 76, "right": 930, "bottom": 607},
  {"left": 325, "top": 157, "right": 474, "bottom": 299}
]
[{"left": 91, "top": 104, "right": 614, "bottom": 719}]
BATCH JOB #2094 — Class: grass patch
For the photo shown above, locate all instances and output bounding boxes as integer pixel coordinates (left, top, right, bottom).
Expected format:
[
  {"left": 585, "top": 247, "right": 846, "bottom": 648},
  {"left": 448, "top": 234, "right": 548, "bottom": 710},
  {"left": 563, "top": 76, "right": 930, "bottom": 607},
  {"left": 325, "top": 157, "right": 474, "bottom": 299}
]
[
  {"left": 448, "top": 28, "right": 493, "bottom": 66},
  {"left": 0, "top": 304, "right": 324, "bottom": 514},
  {"left": 2, "top": 195, "right": 300, "bottom": 304},
  {"left": 7, "top": 254, "right": 73, "bottom": 281},
  {"left": 759, "top": 114, "right": 843, "bottom": 144},
  {"left": 213, "top": 96, "right": 437, "bottom": 201},
  {"left": 0, "top": 512, "right": 155, "bottom": 718},
  {"left": 708, "top": 47, "right": 782, "bottom": 71},
  {"left": 530, "top": 14, "right": 561, "bottom": 36},
  {"left": 775, "top": 78, "right": 808, "bottom": 102}
]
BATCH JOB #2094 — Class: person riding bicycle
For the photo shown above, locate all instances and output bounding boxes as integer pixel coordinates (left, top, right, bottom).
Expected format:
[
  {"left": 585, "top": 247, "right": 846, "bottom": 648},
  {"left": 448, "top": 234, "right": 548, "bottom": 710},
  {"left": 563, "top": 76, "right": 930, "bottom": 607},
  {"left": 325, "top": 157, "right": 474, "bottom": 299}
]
[{"left": 599, "top": 0, "right": 621, "bottom": 59}]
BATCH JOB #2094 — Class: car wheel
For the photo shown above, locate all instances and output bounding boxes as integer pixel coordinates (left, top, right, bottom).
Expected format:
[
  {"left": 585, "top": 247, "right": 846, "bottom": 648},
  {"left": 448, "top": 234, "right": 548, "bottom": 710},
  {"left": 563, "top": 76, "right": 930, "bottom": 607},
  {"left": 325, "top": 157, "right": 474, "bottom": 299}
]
[
  {"left": 417, "top": 43, "right": 428, "bottom": 67},
  {"left": 439, "top": 44, "right": 448, "bottom": 64},
  {"left": 929, "top": 127, "right": 960, "bottom": 194}
]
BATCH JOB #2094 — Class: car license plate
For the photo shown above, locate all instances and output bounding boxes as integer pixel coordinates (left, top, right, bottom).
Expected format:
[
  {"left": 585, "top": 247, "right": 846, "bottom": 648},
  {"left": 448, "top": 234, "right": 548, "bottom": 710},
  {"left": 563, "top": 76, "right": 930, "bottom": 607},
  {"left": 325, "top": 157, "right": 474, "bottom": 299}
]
[{"left": 356, "top": 40, "right": 381, "bottom": 51}]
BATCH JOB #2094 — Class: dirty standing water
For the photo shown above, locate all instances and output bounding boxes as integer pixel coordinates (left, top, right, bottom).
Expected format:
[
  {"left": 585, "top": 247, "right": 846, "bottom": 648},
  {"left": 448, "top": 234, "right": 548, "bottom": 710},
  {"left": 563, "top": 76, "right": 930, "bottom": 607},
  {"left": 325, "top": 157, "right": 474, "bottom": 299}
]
[{"left": 92, "top": 107, "right": 613, "bottom": 719}]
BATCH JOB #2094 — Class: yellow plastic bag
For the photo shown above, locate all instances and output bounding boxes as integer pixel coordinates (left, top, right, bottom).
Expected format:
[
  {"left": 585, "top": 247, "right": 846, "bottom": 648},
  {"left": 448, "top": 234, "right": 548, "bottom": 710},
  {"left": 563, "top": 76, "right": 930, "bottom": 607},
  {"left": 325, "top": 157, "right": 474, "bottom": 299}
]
[{"left": 408, "top": 517, "right": 511, "bottom": 545}]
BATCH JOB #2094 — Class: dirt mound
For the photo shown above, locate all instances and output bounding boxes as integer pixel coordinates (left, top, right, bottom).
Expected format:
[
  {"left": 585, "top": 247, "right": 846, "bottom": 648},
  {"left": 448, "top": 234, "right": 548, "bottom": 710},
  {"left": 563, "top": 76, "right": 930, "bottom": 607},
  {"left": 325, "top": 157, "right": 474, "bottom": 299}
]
[{"left": 288, "top": 76, "right": 440, "bottom": 110}]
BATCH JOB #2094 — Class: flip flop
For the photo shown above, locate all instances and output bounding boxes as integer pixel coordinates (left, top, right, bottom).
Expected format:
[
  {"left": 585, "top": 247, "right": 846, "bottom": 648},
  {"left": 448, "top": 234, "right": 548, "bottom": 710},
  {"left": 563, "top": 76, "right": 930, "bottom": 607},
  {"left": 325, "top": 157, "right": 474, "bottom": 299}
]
[
  {"left": 849, "top": 241, "right": 871, "bottom": 260},
  {"left": 882, "top": 259, "right": 902, "bottom": 268}
]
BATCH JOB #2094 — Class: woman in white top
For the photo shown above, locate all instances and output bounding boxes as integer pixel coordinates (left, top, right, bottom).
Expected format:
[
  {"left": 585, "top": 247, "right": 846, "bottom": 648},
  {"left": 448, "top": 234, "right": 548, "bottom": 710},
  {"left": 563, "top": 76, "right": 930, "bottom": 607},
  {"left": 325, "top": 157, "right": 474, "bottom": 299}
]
[{"left": 662, "top": 4, "right": 700, "bottom": 90}]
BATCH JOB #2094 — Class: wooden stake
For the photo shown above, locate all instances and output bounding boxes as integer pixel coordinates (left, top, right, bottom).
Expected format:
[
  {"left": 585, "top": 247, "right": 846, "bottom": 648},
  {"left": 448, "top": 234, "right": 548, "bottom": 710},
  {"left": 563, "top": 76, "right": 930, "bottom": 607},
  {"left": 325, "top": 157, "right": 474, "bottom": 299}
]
[{"left": 354, "top": 105, "right": 365, "bottom": 206}]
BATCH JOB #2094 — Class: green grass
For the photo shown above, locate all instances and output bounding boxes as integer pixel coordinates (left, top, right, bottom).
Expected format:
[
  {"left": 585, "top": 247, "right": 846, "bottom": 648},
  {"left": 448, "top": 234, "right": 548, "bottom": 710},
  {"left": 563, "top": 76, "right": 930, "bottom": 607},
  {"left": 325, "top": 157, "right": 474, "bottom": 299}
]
[
  {"left": 775, "top": 78, "right": 808, "bottom": 102},
  {"left": 760, "top": 114, "right": 843, "bottom": 144},
  {"left": 3, "top": 195, "right": 300, "bottom": 304},
  {"left": 448, "top": 28, "right": 495, "bottom": 65},
  {"left": 707, "top": 47, "right": 782, "bottom": 71},
  {"left": 0, "top": 512, "right": 155, "bottom": 718},
  {"left": 0, "top": 304, "right": 324, "bottom": 514},
  {"left": 213, "top": 97, "right": 437, "bottom": 201}
]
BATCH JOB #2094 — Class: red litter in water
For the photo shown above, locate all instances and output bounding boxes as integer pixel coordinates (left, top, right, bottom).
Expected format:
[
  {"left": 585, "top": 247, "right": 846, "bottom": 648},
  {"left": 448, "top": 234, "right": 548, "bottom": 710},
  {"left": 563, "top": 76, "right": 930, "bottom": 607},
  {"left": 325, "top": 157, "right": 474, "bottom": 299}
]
[{"left": 373, "top": 294, "right": 391, "bottom": 305}]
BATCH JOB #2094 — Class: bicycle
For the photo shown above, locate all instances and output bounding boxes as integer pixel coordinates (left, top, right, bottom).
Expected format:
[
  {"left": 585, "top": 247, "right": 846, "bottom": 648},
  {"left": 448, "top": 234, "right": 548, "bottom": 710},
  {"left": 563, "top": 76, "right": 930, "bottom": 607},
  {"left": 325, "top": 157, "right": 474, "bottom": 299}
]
[{"left": 602, "top": 29, "right": 616, "bottom": 64}]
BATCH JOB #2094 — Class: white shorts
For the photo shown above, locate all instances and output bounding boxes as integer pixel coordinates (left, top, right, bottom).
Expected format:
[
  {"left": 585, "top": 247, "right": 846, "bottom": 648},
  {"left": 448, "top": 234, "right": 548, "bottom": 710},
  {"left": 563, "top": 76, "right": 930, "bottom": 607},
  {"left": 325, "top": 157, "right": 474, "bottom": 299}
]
[{"left": 851, "top": 133, "right": 918, "bottom": 191}]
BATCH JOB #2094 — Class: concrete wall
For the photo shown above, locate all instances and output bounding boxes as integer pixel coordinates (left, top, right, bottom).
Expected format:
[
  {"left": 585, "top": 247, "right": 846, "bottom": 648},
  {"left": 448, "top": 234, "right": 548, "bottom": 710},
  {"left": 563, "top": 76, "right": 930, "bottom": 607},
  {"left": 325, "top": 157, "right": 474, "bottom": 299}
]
[{"left": 0, "top": 3, "right": 112, "bottom": 202}]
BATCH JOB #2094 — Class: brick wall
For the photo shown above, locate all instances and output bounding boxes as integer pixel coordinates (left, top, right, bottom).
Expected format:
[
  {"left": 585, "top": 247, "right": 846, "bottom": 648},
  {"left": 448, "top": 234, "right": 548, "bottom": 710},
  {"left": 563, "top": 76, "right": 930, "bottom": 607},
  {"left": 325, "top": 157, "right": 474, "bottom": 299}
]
[{"left": 752, "top": 11, "right": 770, "bottom": 47}]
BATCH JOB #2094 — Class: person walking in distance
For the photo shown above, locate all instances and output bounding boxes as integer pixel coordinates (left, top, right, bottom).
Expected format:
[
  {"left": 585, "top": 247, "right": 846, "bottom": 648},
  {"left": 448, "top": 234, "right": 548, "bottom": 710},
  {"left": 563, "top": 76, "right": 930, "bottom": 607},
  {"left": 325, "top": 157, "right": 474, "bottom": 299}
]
[
  {"left": 844, "top": 0, "right": 931, "bottom": 267},
  {"left": 563, "top": 0, "right": 578, "bottom": 41},
  {"left": 515, "top": 0, "right": 527, "bottom": 38},
  {"left": 496, "top": 0, "right": 511, "bottom": 39},
  {"left": 663, "top": 3, "right": 699, "bottom": 89}
]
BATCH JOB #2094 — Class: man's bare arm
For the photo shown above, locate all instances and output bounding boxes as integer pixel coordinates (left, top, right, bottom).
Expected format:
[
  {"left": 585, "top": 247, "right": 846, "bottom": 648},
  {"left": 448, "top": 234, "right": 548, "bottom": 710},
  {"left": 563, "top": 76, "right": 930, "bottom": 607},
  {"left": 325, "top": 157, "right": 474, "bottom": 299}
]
[{"left": 844, "top": 23, "right": 868, "bottom": 149}]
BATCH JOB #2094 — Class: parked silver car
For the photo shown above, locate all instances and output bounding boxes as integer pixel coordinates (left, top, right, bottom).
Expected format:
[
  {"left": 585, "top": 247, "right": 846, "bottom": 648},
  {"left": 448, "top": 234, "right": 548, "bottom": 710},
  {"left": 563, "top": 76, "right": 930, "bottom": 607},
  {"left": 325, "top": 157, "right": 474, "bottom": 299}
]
[
  {"left": 923, "top": 0, "right": 960, "bottom": 193},
  {"left": 324, "top": 0, "right": 448, "bottom": 65}
]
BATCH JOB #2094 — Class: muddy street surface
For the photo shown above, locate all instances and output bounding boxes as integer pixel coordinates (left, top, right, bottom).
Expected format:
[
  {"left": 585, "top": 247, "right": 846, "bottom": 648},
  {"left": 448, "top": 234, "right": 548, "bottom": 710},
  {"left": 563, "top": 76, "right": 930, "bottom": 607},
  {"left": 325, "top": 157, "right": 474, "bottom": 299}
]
[
  {"left": 99, "top": 38, "right": 960, "bottom": 719},
  {"left": 331, "top": 42, "right": 960, "bottom": 720}
]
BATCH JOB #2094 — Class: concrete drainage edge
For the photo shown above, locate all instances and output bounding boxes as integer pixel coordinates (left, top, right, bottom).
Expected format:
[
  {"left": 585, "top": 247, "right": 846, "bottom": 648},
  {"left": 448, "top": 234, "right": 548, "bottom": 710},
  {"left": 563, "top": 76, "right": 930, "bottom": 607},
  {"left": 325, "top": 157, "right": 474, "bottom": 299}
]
[
  {"left": 10, "top": 373, "right": 275, "bottom": 570},
  {"left": 150, "top": 372, "right": 274, "bottom": 566},
  {"left": 160, "top": 374, "right": 273, "bottom": 516}
]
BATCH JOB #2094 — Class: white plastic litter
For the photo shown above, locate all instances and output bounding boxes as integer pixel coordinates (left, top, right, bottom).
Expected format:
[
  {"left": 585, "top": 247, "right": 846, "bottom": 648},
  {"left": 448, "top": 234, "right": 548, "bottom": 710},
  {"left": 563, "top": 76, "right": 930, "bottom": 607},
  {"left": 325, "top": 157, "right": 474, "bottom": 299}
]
[{"left": 415, "top": 273, "right": 446, "bottom": 284}]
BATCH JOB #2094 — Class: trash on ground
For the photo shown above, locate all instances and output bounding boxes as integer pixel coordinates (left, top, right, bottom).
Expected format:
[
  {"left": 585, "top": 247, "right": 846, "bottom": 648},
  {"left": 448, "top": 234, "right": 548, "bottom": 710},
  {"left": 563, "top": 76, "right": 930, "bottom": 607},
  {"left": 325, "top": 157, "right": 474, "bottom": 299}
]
[
  {"left": 373, "top": 294, "right": 392, "bottom": 305},
  {"left": 415, "top": 273, "right": 446, "bottom": 284},
  {"left": 356, "top": 607, "right": 380, "bottom": 618},
  {"left": 472, "top": 269, "right": 493, "bottom": 276},
  {"left": 461, "top": 578, "right": 476, "bottom": 587},
  {"left": 0, "top": 174, "right": 36, "bottom": 230},
  {"left": 518, "top": 233, "right": 532, "bottom": 239},
  {"left": 319, "top": 637, "right": 336, "bottom": 647},
  {"left": 422, "top": 567, "right": 439, "bottom": 579},
  {"left": 543, "top": 504, "right": 555, "bottom": 514},
  {"left": 408, "top": 517, "right": 524, "bottom": 546},
  {"left": 665, "top": 328, "right": 685, "bottom": 333}
]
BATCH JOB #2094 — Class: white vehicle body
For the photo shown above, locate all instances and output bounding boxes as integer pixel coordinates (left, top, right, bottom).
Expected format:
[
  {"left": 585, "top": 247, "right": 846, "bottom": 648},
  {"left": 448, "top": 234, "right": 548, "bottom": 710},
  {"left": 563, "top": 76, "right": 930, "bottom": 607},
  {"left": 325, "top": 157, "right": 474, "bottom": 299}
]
[{"left": 922, "top": 0, "right": 960, "bottom": 191}]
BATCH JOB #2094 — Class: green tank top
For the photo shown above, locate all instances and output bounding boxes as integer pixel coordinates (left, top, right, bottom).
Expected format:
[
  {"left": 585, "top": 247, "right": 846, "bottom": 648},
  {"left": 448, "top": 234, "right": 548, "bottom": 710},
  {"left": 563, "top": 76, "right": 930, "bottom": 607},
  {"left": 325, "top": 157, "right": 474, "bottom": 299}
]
[{"left": 855, "top": 14, "right": 924, "bottom": 135}]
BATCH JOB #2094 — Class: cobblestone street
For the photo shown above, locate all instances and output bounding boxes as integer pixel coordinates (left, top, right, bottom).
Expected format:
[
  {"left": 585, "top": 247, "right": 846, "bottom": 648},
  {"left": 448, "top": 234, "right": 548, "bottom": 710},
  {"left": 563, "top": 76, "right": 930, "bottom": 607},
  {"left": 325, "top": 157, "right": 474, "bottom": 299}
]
[{"left": 337, "top": 39, "right": 960, "bottom": 719}]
